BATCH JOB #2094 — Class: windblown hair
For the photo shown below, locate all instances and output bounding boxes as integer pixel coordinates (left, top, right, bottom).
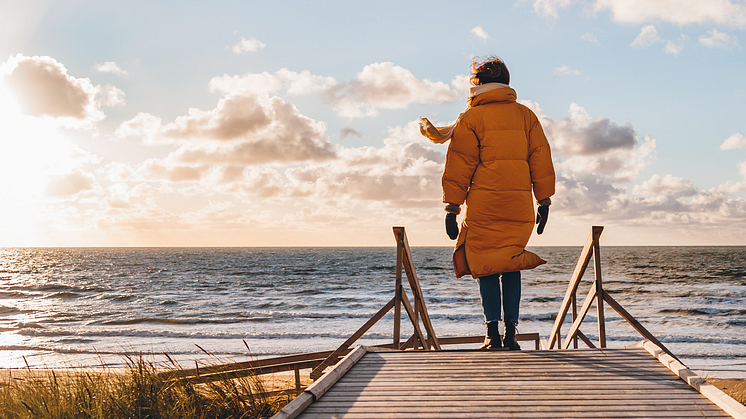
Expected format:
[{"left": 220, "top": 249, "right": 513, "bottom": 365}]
[{"left": 470, "top": 56, "right": 510, "bottom": 86}]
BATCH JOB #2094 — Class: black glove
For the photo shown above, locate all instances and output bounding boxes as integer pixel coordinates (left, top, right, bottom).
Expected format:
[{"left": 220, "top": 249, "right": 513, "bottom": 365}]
[
  {"left": 536, "top": 205, "right": 549, "bottom": 235},
  {"left": 445, "top": 213, "right": 459, "bottom": 240}
]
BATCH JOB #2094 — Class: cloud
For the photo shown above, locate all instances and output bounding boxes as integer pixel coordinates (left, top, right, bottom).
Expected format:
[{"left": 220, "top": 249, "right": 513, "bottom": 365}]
[
  {"left": 326, "top": 62, "right": 459, "bottom": 118},
  {"left": 450, "top": 74, "right": 472, "bottom": 96},
  {"left": 471, "top": 26, "right": 490, "bottom": 40},
  {"left": 630, "top": 26, "right": 687, "bottom": 55},
  {"left": 553, "top": 65, "right": 582, "bottom": 76},
  {"left": 98, "top": 84, "right": 126, "bottom": 107},
  {"left": 581, "top": 32, "right": 600, "bottom": 44},
  {"left": 721, "top": 133, "right": 746, "bottom": 150},
  {"left": 523, "top": 100, "right": 654, "bottom": 184},
  {"left": 632, "top": 174, "right": 697, "bottom": 198},
  {"left": 340, "top": 127, "right": 362, "bottom": 139},
  {"left": 117, "top": 117, "right": 445, "bottom": 211},
  {"left": 209, "top": 68, "right": 337, "bottom": 96},
  {"left": 630, "top": 25, "right": 661, "bottom": 47},
  {"left": 663, "top": 35, "right": 687, "bottom": 55},
  {"left": 1, "top": 54, "right": 104, "bottom": 123},
  {"left": 231, "top": 37, "right": 266, "bottom": 54},
  {"left": 594, "top": 0, "right": 746, "bottom": 28},
  {"left": 93, "top": 61, "right": 127, "bottom": 76},
  {"left": 531, "top": 0, "right": 575, "bottom": 19},
  {"left": 45, "top": 169, "right": 96, "bottom": 197},
  {"left": 699, "top": 29, "right": 739, "bottom": 48},
  {"left": 117, "top": 93, "right": 336, "bottom": 165}
]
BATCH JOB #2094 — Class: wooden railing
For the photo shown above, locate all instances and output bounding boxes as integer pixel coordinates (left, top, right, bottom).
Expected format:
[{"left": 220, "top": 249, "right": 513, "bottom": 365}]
[
  {"left": 545, "top": 226, "right": 680, "bottom": 362},
  {"left": 166, "top": 225, "right": 679, "bottom": 391},
  {"left": 308, "top": 227, "right": 441, "bottom": 379}
]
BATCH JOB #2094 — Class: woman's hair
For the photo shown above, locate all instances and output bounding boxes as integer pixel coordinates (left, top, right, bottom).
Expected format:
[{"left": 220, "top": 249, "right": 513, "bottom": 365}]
[{"left": 471, "top": 56, "right": 510, "bottom": 86}]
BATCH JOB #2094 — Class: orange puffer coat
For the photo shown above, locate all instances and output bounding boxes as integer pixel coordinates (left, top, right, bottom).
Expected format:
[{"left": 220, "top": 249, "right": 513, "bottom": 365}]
[{"left": 442, "top": 86, "right": 555, "bottom": 278}]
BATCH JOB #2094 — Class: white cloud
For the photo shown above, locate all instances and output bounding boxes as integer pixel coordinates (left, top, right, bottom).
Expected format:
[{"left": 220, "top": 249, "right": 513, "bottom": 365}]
[
  {"left": 327, "top": 62, "right": 459, "bottom": 118},
  {"left": 450, "top": 74, "right": 471, "bottom": 96},
  {"left": 209, "top": 68, "right": 337, "bottom": 96},
  {"left": 98, "top": 84, "right": 126, "bottom": 107},
  {"left": 594, "top": 0, "right": 746, "bottom": 28},
  {"left": 629, "top": 26, "right": 687, "bottom": 55},
  {"left": 531, "top": 0, "right": 575, "bottom": 19},
  {"left": 663, "top": 35, "right": 687, "bottom": 55},
  {"left": 471, "top": 26, "right": 489, "bottom": 40},
  {"left": 721, "top": 133, "right": 746, "bottom": 150},
  {"left": 553, "top": 65, "right": 582, "bottom": 76},
  {"left": 699, "top": 29, "right": 739, "bottom": 48},
  {"left": 581, "top": 32, "right": 600, "bottom": 44},
  {"left": 1, "top": 54, "right": 104, "bottom": 124},
  {"left": 231, "top": 37, "right": 266, "bottom": 54},
  {"left": 630, "top": 25, "right": 661, "bottom": 47},
  {"left": 93, "top": 61, "right": 127, "bottom": 76},
  {"left": 632, "top": 174, "right": 697, "bottom": 197}
]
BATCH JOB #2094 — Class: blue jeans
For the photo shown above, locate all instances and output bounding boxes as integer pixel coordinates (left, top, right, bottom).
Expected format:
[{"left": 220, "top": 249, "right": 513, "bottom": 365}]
[{"left": 478, "top": 271, "right": 521, "bottom": 324}]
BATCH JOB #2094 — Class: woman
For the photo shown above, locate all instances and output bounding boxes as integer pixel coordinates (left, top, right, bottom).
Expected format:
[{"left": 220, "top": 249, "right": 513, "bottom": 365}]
[{"left": 421, "top": 56, "right": 555, "bottom": 350}]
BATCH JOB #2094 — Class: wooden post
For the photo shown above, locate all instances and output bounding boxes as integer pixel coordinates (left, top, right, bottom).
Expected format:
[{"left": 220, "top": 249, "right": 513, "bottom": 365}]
[
  {"left": 571, "top": 290, "right": 578, "bottom": 349},
  {"left": 547, "top": 226, "right": 603, "bottom": 350},
  {"left": 594, "top": 235, "right": 607, "bottom": 348},
  {"left": 393, "top": 242, "right": 402, "bottom": 348},
  {"left": 393, "top": 227, "right": 441, "bottom": 350}
]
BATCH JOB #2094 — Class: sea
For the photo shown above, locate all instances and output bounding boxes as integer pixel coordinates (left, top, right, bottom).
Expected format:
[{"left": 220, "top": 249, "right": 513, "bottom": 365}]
[{"left": 0, "top": 246, "right": 744, "bottom": 378}]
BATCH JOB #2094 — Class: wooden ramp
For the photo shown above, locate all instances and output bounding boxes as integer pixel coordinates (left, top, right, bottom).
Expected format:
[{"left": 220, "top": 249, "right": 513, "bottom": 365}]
[{"left": 275, "top": 342, "right": 746, "bottom": 419}]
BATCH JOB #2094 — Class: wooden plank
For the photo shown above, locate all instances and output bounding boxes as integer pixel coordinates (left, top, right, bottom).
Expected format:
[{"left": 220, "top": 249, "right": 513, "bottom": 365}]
[
  {"left": 310, "top": 298, "right": 394, "bottom": 380},
  {"left": 305, "top": 346, "right": 368, "bottom": 401},
  {"left": 276, "top": 346, "right": 368, "bottom": 419},
  {"left": 160, "top": 348, "right": 340, "bottom": 380},
  {"left": 184, "top": 359, "right": 322, "bottom": 384},
  {"left": 642, "top": 340, "right": 746, "bottom": 419},
  {"left": 547, "top": 226, "right": 602, "bottom": 349},
  {"left": 299, "top": 413, "right": 729, "bottom": 419},
  {"left": 324, "top": 396, "right": 704, "bottom": 404},
  {"left": 298, "top": 413, "right": 730, "bottom": 419}
]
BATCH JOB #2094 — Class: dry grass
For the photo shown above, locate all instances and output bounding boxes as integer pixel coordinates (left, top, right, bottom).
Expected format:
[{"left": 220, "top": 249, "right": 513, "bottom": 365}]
[
  {"left": 706, "top": 378, "right": 746, "bottom": 406},
  {"left": 0, "top": 354, "right": 295, "bottom": 419}
]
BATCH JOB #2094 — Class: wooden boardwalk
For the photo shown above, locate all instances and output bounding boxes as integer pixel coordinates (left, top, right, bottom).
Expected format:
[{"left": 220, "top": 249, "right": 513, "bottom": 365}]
[{"left": 275, "top": 343, "right": 745, "bottom": 418}]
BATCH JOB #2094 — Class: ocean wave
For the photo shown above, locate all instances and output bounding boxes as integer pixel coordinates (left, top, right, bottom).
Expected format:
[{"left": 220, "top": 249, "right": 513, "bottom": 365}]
[
  {"left": 45, "top": 291, "right": 81, "bottom": 299},
  {"left": 15, "top": 322, "right": 43, "bottom": 329},
  {"left": 98, "top": 317, "right": 249, "bottom": 326},
  {"left": 527, "top": 296, "right": 562, "bottom": 303},
  {"left": 659, "top": 308, "right": 746, "bottom": 316}
]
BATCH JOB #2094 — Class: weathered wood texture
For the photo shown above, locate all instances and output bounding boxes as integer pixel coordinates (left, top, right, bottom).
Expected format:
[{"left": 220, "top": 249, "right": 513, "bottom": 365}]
[{"left": 289, "top": 348, "right": 735, "bottom": 418}]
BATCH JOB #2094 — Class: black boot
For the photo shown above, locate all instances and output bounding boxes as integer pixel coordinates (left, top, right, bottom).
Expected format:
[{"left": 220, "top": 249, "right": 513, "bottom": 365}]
[
  {"left": 479, "top": 321, "right": 502, "bottom": 350},
  {"left": 503, "top": 320, "right": 521, "bottom": 351}
]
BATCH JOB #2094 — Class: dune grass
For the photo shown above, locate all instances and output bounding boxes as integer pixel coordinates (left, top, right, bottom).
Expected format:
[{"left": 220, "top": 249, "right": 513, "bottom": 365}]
[
  {"left": 707, "top": 378, "right": 746, "bottom": 406},
  {"left": 0, "top": 354, "right": 294, "bottom": 419}
]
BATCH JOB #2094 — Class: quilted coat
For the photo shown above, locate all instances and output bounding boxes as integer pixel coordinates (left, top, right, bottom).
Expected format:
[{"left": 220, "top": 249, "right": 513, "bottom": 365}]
[{"left": 442, "top": 86, "right": 555, "bottom": 278}]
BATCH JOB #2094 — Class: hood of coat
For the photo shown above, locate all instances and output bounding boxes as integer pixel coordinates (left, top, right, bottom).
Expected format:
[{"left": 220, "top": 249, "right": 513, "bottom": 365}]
[{"left": 470, "top": 87, "right": 517, "bottom": 107}]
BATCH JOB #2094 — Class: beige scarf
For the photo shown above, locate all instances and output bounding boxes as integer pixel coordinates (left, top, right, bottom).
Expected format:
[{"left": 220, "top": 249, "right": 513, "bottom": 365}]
[{"left": 419, "top": 83, "right": 509, "bottom": 144}]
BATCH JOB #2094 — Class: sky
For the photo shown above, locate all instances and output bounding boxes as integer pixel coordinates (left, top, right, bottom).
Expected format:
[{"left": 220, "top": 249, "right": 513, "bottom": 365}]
[{"left": 0, "top": 0, "right": 745, "bottom": 247}]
